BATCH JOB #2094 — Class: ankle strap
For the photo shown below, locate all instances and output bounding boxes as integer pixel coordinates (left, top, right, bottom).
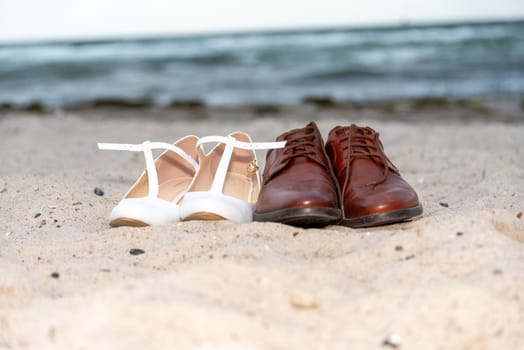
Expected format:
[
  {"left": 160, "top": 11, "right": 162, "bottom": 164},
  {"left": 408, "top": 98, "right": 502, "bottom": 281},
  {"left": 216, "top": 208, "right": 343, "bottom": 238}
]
[
  {"left": 197, "top": 136, "right": 286, "bottom": 151},
  {"left": 197, "top": 135, "right": 286, "bottom": 195},
  {"left": 98, "top": 140, "right": 198, "bottom": 198}
]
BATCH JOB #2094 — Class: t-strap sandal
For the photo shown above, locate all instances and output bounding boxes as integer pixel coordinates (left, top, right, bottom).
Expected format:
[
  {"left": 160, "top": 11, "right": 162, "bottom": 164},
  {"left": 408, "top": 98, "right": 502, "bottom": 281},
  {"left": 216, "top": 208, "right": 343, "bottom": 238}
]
[
  {"left": 98, "top": 135, "right": 199, "bottom": 227},
  {"left": 180, "top": 132, "right": 285, "bottom": 223}
]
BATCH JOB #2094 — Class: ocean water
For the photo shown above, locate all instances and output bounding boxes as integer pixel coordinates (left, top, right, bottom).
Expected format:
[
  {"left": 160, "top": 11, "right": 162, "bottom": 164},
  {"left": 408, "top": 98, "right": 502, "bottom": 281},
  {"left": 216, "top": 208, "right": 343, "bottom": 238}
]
[{"left": 0, "top": 20, "right": 523, "bottom": 108}]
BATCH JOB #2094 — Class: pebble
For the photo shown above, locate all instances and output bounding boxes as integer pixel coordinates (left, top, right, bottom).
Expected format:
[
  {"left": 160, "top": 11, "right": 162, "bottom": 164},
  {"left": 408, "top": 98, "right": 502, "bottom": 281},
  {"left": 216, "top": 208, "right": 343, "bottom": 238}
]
[
  {"left": 34, "top": 213, "right": 42, "bottom": 218},
  {"left": 48, "top": 327, "right": 56, "bottom": 341},
  {"left": 456, "top": 231, "right": 464, "bottom": 236},
  {"left": 395, "top": 245, "right": 403, "bottom": 251},
  {"left": 50, "top": 272, "right": 60, "bottom": 279},
  {"left": 129, "top": 248, "right": 145, "bottom": 256},
  {"left": 94, "top": 187, "right": 104, "bottom": 196},
  {"left": 290, "top": 291, "right": 318, "bottom": 310},
  {"left": 48, "top": 205, "right": 57, "bottom": 209},
  {"left": 517, "top": 211, "right": 523, "bottom": 219},
  {"left": 383, "top": 334, "right": 401, "bottom": 348},
  {"left": 259, "top": 277, "right": 269, "bottom": 286},
  {"left": 476, "top": 196, "right": 490, "bottom": 208},
  {"left": 439, "top": 202, "right": 449, "bottom": 208}
]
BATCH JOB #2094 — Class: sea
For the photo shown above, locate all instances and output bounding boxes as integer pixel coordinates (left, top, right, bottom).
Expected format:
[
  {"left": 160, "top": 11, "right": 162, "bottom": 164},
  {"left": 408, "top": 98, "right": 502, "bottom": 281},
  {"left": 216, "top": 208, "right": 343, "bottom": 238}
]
[{"left": 0, "top": 20, "right": 523, "bottom": 109}]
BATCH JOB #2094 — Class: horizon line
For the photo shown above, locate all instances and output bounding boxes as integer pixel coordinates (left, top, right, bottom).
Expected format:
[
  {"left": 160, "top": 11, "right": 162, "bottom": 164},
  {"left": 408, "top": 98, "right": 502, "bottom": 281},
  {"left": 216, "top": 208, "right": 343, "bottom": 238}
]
[{"left": 1, "top": 16, "right": 522, "bottom": 47}]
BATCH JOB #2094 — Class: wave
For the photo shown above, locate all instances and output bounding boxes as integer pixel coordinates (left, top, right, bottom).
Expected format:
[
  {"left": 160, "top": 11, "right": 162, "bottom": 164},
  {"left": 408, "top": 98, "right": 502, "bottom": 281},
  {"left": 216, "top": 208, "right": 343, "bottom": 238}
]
[{"left": 0, "top": 20, "right": 523, "bottom": 108}]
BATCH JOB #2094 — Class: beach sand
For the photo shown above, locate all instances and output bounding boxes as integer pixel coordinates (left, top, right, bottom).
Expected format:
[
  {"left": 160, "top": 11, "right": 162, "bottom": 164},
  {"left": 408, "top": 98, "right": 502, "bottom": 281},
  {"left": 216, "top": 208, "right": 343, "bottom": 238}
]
[{"left": 1, "top": 100, "right": 523, "bottom": 349}]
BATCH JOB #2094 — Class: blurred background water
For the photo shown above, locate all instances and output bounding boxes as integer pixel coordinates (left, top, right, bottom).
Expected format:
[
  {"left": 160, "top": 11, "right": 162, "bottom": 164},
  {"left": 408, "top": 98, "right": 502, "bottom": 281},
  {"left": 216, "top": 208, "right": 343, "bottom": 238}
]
[{"left": 0, "top": 20, "right": 523, "bottom": 108}]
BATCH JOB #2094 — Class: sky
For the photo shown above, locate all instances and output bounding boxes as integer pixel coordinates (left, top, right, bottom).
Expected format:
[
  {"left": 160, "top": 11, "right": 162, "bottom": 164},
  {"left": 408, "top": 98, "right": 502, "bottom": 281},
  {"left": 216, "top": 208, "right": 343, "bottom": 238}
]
[{"left": 0, "top": 0, "right": 523, "bottom": 43}]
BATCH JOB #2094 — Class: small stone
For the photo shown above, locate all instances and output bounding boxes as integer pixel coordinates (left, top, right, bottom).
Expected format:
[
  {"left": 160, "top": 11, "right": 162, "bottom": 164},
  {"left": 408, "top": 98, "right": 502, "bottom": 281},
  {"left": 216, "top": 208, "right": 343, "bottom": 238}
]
[
  {"left": 94, "top": 187, "right": 104, "bottom": 196},
  {"left": 48, "top": 205, "right": 57, "bottom": 209},
  {"left": 439, "top": 202, "right": 449, "bottom": 208},
  {"left": 395, "top": 245, "right": 403, "bottom": 251},
  {"left": 0, "top": 188, "right": 6, "bottom": 194},
  {"left": 293, "top": 232, "right": 299, "bottom": 237},
  {"left": 517, "top": 212, "right": 523, "bottom": 219},
  {"left": 48, "top": 327, "right": 56, "bottom": 341},
  {"left": 72, "top": 202, "right": 82, "bottom": 206},
  {"left": 456, "top": 231, "right": 464, "bottom": 236},
  {"left": 50, "top": 272, "right": 60, "bottom": 279},
  {"left": 129, "top": 248, "right": 145, "bottom": 256},
  {"left": 383, "top": 334, "right": 401, "bottom": 348},
  {"left": 477, "top": 196, "right": 492, "bottom": 208},
  {"left": 404, "top": 254, "right": 416, "bottom": 260},
  {"left": 493, "top": 268, "right": 503, "bottom": 275},
  {"left": 290, "top": 291, "right": 318, "bottom": 310},
  {"left": 40, "top": 219, "right": 46, "bottom": 226},
  {"left": 34, "top": 213, "right": 42, "bottom": 218}
]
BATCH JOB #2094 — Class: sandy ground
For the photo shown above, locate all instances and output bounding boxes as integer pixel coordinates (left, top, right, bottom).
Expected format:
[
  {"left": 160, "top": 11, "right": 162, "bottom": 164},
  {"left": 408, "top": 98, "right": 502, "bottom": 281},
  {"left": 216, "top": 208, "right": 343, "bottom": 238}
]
[{"left": 0, "top": 103, "right": 523, "bottom": 349}]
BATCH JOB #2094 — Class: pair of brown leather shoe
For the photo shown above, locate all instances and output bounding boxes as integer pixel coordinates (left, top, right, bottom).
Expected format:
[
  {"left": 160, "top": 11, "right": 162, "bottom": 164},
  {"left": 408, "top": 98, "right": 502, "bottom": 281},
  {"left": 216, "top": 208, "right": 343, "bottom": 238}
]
[{"left": 253, "top": 122, "right": 422, "bottom": 228}]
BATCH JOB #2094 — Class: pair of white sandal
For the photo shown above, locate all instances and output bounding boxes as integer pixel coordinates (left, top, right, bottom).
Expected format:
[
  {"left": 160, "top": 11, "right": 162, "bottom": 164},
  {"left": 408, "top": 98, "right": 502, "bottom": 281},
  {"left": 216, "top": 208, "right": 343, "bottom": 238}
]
[{"left": 98, "top": 132, "right": 285, "bottom": 226}]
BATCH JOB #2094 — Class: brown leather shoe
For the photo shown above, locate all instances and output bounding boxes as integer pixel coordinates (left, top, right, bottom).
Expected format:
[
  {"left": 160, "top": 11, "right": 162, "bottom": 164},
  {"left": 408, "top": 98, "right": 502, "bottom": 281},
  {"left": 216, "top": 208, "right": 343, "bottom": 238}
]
[
  {"left": 254, "top": 122, "right": 341, "bottom": 227},
  {"left": 325, "top": 124, "right": 422, "bottom": 227}
]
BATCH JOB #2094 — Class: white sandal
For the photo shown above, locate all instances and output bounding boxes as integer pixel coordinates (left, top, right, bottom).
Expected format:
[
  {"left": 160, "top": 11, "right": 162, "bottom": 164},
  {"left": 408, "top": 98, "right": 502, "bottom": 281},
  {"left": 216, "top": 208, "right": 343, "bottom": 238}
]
[
  {"left": 180, "top": 132, "right": 285, "bottom": 223},
  {"left": 98, "top": 136, "right": 199, "bottom": 227}
]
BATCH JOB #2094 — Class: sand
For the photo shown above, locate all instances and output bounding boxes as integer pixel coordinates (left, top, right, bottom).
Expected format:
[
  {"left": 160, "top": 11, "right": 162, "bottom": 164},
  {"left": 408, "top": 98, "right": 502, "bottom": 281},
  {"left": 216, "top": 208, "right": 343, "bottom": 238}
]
[{"left": 1, "top": 102, "right": 523, "bottom": 349}]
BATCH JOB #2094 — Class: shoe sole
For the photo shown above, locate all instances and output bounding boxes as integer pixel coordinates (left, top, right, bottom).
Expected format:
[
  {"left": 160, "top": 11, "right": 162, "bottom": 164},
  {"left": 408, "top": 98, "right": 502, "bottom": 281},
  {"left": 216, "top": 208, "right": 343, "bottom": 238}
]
[
  {"left": 110, "top": 217, "right": 149, "bottom": 227},
  {"left": 341, "top": 204, "right": 423, "bottom": 228},
  {"left": 183, "top": 212, "right": 226, "bottom": 221},
  {"left": 253, "top": 207, "right": 342, "bottom": 228}
]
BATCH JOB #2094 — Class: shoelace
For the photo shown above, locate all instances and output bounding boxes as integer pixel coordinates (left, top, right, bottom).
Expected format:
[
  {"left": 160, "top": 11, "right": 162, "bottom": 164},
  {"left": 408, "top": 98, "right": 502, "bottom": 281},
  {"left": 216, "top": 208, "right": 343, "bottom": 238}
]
[
  {"left": 281, "top": 127, "right": 317, "bottom": 162},
  {"left": 335, "top": 126, "right": 397, "bottom": 187}
]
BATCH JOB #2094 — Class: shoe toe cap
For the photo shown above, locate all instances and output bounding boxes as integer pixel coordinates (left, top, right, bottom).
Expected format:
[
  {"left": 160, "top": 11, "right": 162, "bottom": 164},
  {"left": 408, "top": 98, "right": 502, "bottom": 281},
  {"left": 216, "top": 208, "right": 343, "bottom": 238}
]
[
  {"left": 110, "top": 197, "right": 180, "bottom": 226},
  {"left": 256, "top": 182, "right": 338, "bottom": 213},
  {"left": 345, "top": 185, "right": 420, "bottom": 218}
]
